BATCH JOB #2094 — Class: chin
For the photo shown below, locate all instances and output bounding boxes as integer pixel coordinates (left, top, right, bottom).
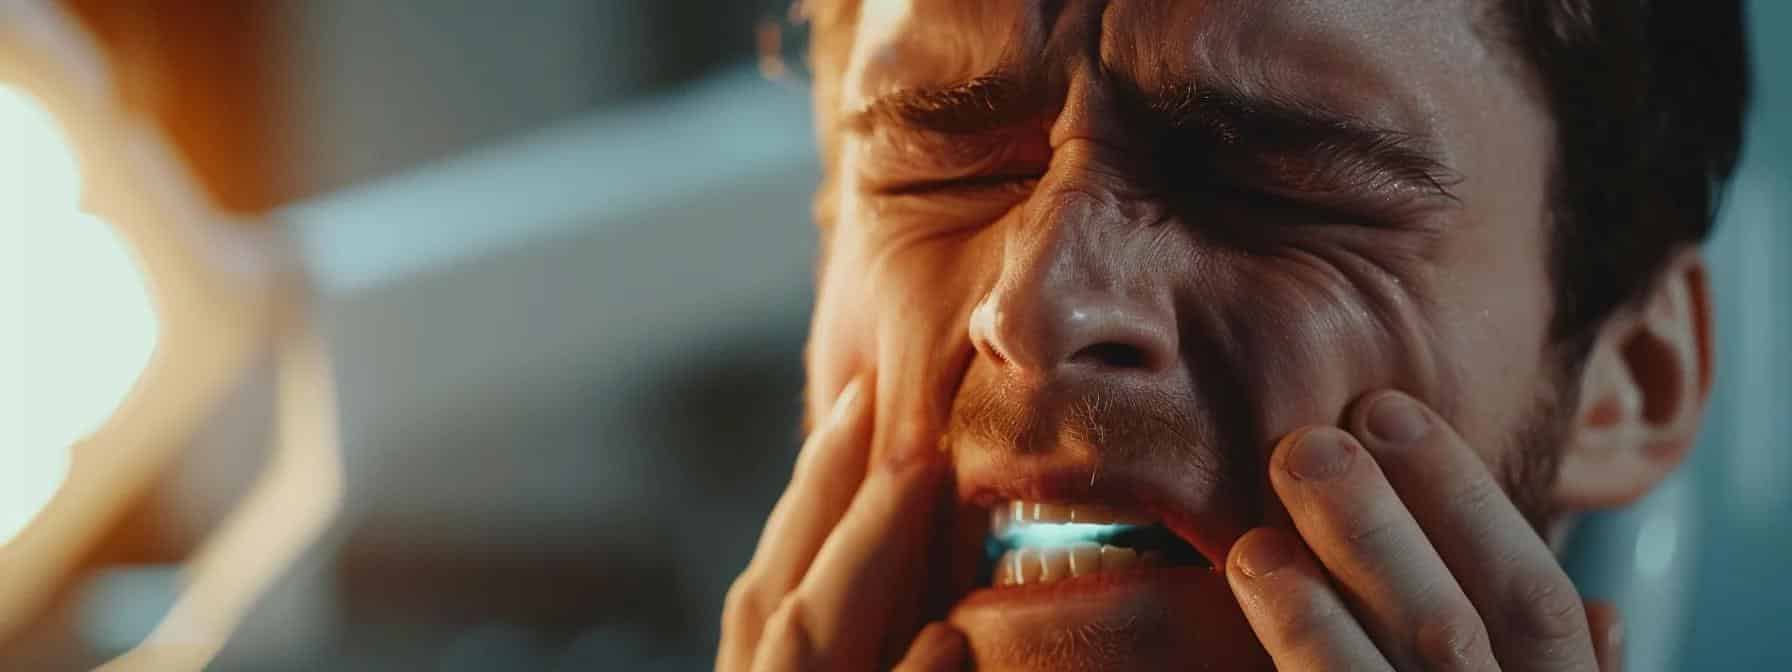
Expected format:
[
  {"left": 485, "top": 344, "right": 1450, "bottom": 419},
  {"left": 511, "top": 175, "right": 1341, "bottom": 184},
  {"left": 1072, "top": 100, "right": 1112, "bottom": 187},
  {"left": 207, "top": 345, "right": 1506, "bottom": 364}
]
[{"left": 947, "top": 565, "right": 1270, "bottom": 671}]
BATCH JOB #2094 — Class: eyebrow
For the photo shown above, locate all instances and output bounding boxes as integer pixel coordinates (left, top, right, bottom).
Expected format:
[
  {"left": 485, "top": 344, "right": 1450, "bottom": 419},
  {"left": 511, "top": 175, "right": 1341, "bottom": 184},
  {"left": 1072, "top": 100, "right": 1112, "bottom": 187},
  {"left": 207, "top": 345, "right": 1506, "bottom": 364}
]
[
  {"left": 842, "top": 74, "right": 1041, "bottom": 135},
  {"left": 845, "top": 76, "right": 1462, "bottom": 202}
]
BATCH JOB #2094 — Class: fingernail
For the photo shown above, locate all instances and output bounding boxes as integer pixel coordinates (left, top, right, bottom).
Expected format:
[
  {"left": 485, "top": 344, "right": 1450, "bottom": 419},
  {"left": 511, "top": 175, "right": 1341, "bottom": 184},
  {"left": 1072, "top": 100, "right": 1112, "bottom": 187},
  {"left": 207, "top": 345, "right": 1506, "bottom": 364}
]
[
  {"left": 1365, "top": 393, "right": 1429, "bottom": 445},
  {"left": 1284, "top": 428, "right": 1355, "bottom": 481},
  {"left": 828, "top": 379, "right": 863, "bottom": 428},
  {"left": 1236, "top": 531, "right": 1296, "bottom": 578}
]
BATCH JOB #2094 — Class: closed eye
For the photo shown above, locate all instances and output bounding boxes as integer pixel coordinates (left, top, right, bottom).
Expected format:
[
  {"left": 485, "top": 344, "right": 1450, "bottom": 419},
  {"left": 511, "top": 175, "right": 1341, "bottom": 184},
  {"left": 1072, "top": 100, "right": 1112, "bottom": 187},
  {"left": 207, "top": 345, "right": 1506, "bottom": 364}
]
[
  {"left": 1162, "top": 135, "right": 1454, "bottom": 227},
  {"left": 869, "top": 172, "right": 1043, "bottom": 198},
  {"left": 1179, "top": 178, "right": 1419, "bottom": 229}
]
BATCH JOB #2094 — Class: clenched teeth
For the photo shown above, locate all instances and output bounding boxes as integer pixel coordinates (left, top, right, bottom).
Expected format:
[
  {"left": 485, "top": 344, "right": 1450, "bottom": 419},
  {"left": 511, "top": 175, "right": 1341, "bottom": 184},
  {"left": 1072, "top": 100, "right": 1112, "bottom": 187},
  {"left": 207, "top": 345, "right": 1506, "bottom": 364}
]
[
  {"left": 993, "top": 543, "right": 1167, "bottom": 586},
  {"left": 992, "top": 500, "right": 1156, "bottom": 531}
]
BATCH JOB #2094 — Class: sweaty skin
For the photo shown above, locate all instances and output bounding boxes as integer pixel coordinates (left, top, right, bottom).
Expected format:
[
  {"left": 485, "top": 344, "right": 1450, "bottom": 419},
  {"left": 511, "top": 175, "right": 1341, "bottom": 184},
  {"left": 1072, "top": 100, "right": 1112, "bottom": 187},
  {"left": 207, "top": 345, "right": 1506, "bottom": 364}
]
[
  {"left": 721, "top": 0, "right": 1709, "bottom": 670},
  {"left": 814, "top": 2, "right": 1554, "bottom": 662}
]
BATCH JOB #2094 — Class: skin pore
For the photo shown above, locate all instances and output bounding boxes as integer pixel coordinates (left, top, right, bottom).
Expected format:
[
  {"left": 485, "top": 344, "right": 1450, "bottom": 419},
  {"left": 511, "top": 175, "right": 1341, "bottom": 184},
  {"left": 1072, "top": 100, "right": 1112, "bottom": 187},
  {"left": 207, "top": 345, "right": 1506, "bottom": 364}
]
[{"left": 729, "top": 0, "right": 1715, "bottom": 669}]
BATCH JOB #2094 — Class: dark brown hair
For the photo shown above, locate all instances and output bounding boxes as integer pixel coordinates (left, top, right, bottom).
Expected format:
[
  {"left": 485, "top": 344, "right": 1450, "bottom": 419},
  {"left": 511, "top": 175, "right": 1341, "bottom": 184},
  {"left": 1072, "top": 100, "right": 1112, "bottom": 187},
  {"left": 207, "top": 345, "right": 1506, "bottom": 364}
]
[{"left": 1498, "top": 0, "right": 1752, "bottom": 357}]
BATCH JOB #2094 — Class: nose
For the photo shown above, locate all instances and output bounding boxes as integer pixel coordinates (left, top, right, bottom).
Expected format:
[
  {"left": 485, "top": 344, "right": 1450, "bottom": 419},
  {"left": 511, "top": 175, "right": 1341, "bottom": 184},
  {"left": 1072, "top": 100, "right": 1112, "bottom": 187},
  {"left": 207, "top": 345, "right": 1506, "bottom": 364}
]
[
  {"left": 968, "top": 192, "right": 1179, "bottom": 381},
  {"left": 969, "top": 289, "right": 1178, "bottom": 378}
]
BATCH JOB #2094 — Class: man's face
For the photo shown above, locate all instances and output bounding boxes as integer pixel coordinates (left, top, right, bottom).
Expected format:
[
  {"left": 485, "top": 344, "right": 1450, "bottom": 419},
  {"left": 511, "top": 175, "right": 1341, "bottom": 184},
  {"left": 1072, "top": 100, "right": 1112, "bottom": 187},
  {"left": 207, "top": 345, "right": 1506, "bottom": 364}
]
[{"left": 806, "top": 0, "right": 1561, "bottom": 668}]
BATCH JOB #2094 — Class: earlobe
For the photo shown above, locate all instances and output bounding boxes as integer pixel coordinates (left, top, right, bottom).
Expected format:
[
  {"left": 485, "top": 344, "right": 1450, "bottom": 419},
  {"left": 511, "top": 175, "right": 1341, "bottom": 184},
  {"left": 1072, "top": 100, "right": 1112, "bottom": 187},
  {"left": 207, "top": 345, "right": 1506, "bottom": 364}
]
[{"left": 1554, "top": 248, "right": 1714, "bottom": 510}]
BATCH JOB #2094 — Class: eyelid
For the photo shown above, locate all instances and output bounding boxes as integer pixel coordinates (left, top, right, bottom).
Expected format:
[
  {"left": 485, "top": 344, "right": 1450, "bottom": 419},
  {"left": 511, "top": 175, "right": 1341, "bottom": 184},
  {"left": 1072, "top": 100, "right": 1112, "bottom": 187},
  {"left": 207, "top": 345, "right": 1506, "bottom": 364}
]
[
  {"left": 867, "top": 172, "right": 1042, "bottom": 198},
  {"left": 1161, "top": 117, "right": 1459, "bottom": 202},
  {"left": 858, "top": 121, "right": 1050, "bottom": 181},
  {"left": 859, "top": 141, "right": 1047, "bottom": 197},
  {"left": 1181, "top": 137, "right": 1454, "bottom": 218},
  {"left": 1190, "top": 175, "right": 1445, "bottom": 231}
]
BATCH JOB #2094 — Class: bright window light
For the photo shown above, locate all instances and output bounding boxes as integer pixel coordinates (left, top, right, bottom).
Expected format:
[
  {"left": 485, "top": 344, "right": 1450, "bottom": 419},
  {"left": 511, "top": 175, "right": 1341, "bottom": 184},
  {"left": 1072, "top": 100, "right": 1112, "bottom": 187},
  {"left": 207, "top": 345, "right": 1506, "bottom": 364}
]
[{"left": 0, "top": 85, "right": 159, "bottom": 547}]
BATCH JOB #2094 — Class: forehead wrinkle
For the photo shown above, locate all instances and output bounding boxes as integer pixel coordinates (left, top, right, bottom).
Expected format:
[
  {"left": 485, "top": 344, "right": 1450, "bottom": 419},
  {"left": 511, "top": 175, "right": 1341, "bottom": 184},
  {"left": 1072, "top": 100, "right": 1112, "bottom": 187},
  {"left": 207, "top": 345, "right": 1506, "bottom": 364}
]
[
  {"left": 845, "top": 0, "right": 1062, "bottom": 110},
  {"left": 1098, "top": 0, "right": 1205, "bottom": 95},
  {"left": 1096, "top": 0, "right": 1452, "bottom": 152}
]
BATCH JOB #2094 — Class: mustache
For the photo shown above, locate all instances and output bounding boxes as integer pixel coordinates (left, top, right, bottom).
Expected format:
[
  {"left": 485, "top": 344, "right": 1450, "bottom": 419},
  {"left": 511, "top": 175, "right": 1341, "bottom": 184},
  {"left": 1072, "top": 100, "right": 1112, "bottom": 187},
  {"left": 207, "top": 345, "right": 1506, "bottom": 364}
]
[{"left": 941, "top": 376, "right": 1230, "bottom": 471}]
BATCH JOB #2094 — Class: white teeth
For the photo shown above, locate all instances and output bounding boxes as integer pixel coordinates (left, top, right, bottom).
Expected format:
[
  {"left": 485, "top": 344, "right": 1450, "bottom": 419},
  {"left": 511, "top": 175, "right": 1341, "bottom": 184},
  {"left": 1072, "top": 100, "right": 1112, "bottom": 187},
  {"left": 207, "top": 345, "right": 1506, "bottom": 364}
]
[
  {"left": 1040, "top": 547, "right": 1071, "bottom": 582},
  {"left": 1067, "top": 542, "right": 1101, "bottom": 576},
  {"left": 994, "top": 500, "right": 1156, "bottom": 534},
  {"left": 994, "top": 544, "right": 1158, "bottom": 587},
  {"left": 989, "top": 500, "right": 1173, "bottom": 588},
  {"left": 1033, "top": 502, "right": 1072, "bottom": 523},
  {"left": 1071, "top": 503, "right": 1154, "bottom": 525},
  {"left": 1013, "top": 548, "right": 1042, "bottom": 585}
]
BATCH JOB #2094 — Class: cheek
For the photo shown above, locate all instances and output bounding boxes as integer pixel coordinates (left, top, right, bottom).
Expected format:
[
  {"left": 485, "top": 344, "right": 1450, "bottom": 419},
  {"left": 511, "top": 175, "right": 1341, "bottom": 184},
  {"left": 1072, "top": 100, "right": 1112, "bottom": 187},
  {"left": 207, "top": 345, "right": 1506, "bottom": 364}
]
[
  {"left": 806, "top": 205, "right": 994, "bottom": 425},
  {"left": 1425, "top": 219, "right": 1555, "bottom": 455},
  {"left": 1192, "top": 217, "right": 1554, "bottom": 466},
  {"left": 1193, "top": 235, "right": 1446, "bottom": 441}
]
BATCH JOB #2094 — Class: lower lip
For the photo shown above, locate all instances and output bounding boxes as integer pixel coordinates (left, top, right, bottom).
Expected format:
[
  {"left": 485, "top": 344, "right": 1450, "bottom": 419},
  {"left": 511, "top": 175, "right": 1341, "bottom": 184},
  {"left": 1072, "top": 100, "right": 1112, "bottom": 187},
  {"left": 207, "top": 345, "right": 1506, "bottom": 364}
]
[
  {"left": 958, "top": 563, "right": 1214, "bottom": 609},
  {"left": 948, "top": 565, "right": 1271, "bottom": 671}
]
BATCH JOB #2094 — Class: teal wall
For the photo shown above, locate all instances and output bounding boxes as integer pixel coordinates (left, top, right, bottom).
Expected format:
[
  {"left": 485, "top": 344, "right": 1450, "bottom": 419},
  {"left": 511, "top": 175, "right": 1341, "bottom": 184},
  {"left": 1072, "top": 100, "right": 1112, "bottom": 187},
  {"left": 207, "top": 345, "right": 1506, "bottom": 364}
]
[{"left": 1684, "top": 0, "right": 1792, "bottom": 667}]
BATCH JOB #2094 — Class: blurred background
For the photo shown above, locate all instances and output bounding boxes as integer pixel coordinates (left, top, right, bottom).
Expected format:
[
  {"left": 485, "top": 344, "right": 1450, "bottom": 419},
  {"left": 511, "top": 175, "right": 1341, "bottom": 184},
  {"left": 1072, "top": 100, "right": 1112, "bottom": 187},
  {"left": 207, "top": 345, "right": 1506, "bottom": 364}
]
[{"left": 0, "top": 1, "right": 1784, "bottom": 669}]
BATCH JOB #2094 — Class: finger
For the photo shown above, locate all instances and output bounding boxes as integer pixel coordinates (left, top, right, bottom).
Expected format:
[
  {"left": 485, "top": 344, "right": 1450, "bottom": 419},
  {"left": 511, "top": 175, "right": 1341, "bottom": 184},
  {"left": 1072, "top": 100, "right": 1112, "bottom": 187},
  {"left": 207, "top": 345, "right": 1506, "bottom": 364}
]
[
  {"left": 1226, "top": 527, "right": 1393, "bottom": 671},
  {"left": 719, "top": 378, "right": 872, "bottom": 671},
  {"left": 750, "top": 377, "right": 876, "bottom": 591},
  {"left": 752, "top": 450, "right": 952, "bottom": 670},
  {"left": 1270, "top": 426, "right": 1499, "bottom": 671},
  {"left": 1583, "top": 601, "right": 1624, "bottom": 672},
  {"left": 892, "top": 623, "right": 968, "bottom": 672},
  {"left": 1349, "top": 392, "right": 1598, "bottom": 671}
]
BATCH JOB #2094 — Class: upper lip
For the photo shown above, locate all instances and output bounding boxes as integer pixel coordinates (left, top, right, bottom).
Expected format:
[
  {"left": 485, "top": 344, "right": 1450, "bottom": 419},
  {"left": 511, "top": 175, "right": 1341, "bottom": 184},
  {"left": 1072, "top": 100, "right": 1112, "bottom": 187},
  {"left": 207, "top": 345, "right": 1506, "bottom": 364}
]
[{"left": 954, "top": 457, "right": 1251, "bottom": 572}]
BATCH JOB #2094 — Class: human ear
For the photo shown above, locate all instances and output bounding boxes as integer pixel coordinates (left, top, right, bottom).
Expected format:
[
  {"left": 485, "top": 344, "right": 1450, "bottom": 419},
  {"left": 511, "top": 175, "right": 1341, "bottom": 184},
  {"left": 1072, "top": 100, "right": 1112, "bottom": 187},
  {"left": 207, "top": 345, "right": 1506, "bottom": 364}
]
[{"left": 1554, "top": 247, "right": 1714, "bottom": 509}]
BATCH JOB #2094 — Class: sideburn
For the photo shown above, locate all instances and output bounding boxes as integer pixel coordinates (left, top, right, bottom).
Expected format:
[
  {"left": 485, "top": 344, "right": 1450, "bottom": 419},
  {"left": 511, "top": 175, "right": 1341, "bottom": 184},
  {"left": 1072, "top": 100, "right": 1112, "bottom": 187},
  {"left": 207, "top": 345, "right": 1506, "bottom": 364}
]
[{"left": 1502, "top": 345, "right": 1591, "bottom": 535}]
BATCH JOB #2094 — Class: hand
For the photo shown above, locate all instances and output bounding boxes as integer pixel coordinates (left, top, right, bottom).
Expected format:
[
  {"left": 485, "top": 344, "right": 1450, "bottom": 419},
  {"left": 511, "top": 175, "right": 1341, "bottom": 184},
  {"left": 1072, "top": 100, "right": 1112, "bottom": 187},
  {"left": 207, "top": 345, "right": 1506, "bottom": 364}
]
[
  {"left": 718, "top": 378, "right": 969, "bottom": 672},
  {"left": 1225, "top": 391, "right": 1626, "bottom": 671}
]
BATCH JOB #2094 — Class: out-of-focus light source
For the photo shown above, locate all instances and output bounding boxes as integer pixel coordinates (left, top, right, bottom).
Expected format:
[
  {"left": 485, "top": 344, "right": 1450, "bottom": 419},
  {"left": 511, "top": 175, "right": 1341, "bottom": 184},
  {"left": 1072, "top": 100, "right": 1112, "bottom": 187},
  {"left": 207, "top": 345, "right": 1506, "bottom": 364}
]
[
  {"left": 0, "top": 5, "right": 341, "bottom": 670},
  {"left": 0, "top": 85, "right": 158, "bottom": 547}
]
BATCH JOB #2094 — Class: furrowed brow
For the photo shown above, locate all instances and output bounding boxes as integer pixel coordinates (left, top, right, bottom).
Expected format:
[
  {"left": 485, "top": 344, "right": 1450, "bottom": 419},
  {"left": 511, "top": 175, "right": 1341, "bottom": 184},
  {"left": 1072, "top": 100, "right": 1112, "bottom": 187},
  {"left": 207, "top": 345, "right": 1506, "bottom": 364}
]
[
  {"left": 1153, "top": 84, "right": 1463, "bottom": 201},
  {"left": 843, "top": 74, "right": 1041, "bottom": 136}
]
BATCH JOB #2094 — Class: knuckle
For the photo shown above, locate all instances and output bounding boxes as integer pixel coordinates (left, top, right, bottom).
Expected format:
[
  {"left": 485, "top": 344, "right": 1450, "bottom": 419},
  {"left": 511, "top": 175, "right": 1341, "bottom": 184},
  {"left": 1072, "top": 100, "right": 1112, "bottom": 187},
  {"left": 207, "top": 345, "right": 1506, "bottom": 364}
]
[
  {"left": 734, "top": 594, "right": 820, "bottom": 671},
  {"left": 1272, "top": 594, "right": 1352, "bottom": 646},
  {"left": 1341, "top": 510, "right": 1405, "bottom": 554},
  {"left": 762, "top": 594, "right": 816, "bottom": 651},
  {"left": 1447, "top": 474, "right": 1502, "bottom": 516},
  {"left": 1411, "top": 613, "right": 1492, "bottom": 671},
  {"left": 723, "top": 573, "right": 772, "bottom": 632},
  {"left": 1503, "top": 570, "right": 1588, "bottom": 642},
  {"left": 877, "top": 457, "right": 945, "bottom": 506}
]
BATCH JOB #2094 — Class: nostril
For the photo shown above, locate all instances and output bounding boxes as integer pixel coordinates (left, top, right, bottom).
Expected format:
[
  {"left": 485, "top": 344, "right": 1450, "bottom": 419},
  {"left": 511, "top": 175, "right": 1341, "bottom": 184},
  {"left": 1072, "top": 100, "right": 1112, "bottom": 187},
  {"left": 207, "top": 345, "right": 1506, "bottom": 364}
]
[{"left": 1070, "top": 342, "right": 1151, "bottom": 370}]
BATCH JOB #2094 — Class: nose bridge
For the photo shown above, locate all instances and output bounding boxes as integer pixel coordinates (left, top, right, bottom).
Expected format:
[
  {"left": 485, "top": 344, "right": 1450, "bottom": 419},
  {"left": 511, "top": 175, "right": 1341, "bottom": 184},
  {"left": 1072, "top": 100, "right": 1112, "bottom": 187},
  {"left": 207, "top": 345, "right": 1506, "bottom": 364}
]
[
  {"left": 971, "top": 172, "right": 1177, "bottom": 376},
  {"left": 1014, "top": 136, "right": 1150, "bottom": 288},
  {"left": 1014, "top": 183, "right": 1114, "bottom": 298}
]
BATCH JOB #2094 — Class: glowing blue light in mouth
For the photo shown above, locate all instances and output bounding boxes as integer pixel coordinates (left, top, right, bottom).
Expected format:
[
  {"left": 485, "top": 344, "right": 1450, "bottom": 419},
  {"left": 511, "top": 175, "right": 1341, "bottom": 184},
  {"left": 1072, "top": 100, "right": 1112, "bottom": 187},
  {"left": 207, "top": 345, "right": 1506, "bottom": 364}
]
[{"left": 999, "top": 522, "right": 1138, "bottom": 548}]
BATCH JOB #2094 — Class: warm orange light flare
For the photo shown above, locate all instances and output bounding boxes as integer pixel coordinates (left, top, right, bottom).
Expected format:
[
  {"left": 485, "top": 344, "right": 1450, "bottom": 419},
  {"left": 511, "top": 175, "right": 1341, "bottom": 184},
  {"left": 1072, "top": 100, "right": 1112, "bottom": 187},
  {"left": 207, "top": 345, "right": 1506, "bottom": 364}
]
[{"left": 0, "top": 85, "right": 159, "bottom": 547}]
